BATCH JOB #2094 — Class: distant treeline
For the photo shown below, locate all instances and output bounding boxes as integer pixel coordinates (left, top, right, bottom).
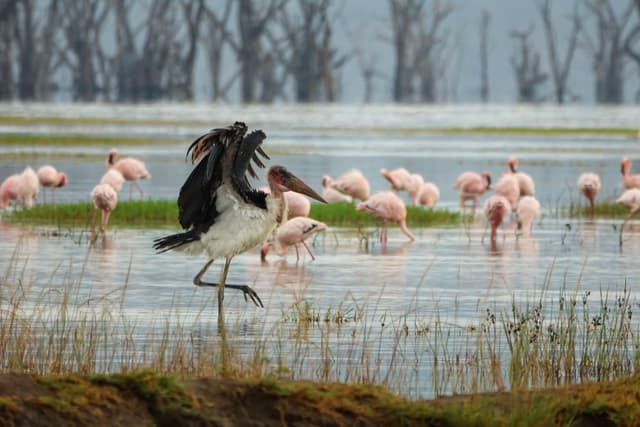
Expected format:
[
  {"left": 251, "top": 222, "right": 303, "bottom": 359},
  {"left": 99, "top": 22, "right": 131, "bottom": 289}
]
[{"left": 0, "top": 0, "right": 639, "bottom": 104}]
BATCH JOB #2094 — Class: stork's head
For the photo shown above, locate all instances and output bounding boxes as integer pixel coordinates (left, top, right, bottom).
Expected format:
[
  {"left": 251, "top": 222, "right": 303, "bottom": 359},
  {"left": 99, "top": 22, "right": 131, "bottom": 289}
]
[
  {"left": 321, "top": 175, "right": 333, "bottom": 188},
  {"left": 508, "top": 157, "right": 518, "bottom": 173},
  {"left": 268, "top": 166, "right": 326, "bottom": 203}
]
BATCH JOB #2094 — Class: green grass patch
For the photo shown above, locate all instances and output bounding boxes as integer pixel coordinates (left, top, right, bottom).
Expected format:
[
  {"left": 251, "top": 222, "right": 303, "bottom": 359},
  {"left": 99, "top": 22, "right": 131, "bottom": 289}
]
[
  {"left": 434, "top": 126, "right": 639, "bottom": 137},
  {"left": 313, "top": 126, "right": 639, "bottom": 137},
  {"left": 0, "top": 133, "right": 173, "bottom": 146},
  {"left": 310, "top": 201, "right": 463, "bottom": 227},
  {"left": 0, "top": 115, "right": 209, "bottom": 127},
  {"left": 567, "top": 201, "right": 630, "bottom": 218},
  {"left": 3, "top": 199, "right": 179, "bottom": 228},
  {"left": 3, "top": 200, "right": 462, "bottom": 228}
]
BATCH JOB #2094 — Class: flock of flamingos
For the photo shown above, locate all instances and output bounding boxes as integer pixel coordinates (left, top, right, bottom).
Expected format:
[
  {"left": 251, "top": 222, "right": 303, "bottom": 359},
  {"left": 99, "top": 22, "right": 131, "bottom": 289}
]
[{"left": 2, "top": 148, "right": 640, "bottom": 257}]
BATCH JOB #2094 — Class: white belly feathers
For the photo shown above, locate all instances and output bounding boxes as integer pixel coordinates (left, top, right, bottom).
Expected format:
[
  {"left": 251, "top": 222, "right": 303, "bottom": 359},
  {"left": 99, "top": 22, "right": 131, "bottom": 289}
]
[{"left": 183, "top": 184, "right": 279, "bottom": 259}]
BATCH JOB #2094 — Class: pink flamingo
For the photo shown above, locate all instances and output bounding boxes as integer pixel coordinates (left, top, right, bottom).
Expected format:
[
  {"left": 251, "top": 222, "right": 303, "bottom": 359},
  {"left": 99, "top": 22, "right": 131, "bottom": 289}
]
[
  {"left": 407, "top": 173, "right": 424, "bottom": 205},
  {"left": 20, "top": 167, "right": 39, "bottom": 207},
  {"left": 616, "top": 188, "right": 640, "bottom": 246},
  {"left": 516, "top": 196, "right": 540, "bottom": 237},
  {"left": 417, "top": 182, "right": 440, "bottom": 209},
  {"left": 91, "top": 183, "right": 118, "bottom": 234},
  {"left": 620, "top": 157, "right": 640, "bottom": 189},
  {"left": 260, "top": 217, "right": 328, "bottom": 261},
  {"left": 508, "top": 156, "right": 535, "bottom": 196},
  {"left": 0, "top": 174, "right": 21, "bottom": 208},
  {"left": 577, "top": 172, "right": 601, "bottom": 216},
  {"left": 495, "top": 173, "right": 520, "bottom": 210},
  {"left": 332, "top": 169, "right": 370, "bottom": 201},
  {"left": 357, "top": 191, "right": 415, "bottom": 244},
  {"left": 321, "top": 175, "right": 352, "bottom": 203},
  {"left": 99, "top": 169, "right": 125, "bottom": 193},
  {"left": 37, "top": 165, "right": 67, "bottom": 204},
  {"left": 453, "top": 171, "right": 492, "bottom": 213},
  {"left": 260, "top": 186, "right": 311, "bottom": 218},
  {"left": 380, "top": 167, "right": 412, "bottom": 191},
  {"left": 484, "top": 194, "right": 511, "bottom": 242},
  {"left": 106, "top": 149, "right": 151, "bottom": 200}
]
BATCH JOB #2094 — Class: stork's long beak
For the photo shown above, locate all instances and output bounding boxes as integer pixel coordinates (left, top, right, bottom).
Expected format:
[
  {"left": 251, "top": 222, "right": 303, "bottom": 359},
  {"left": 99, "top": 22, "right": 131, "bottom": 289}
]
[{"left": 284, "top": 174, "right": 327, "bottom": 203}]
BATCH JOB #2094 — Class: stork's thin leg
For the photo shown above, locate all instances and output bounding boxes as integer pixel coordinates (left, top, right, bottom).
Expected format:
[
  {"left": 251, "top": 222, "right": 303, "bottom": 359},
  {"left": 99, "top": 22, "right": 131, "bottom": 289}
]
[
  {"left": 128, "top": 183, "right": 133, "bottom": 201},
  {"left": 301, "top": 240, "right": 315, "bottom": 260},
  {"left": 193, "top": 258, "right": 264, "bottom": 308},
  {"left": 217, "top": 257, "right": 231, "bottom": 333}
]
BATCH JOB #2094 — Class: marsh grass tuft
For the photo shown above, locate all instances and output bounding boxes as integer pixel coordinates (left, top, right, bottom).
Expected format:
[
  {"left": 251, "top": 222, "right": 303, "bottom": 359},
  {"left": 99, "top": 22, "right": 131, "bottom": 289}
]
[{"left": 567, "top": 201, "right": 629, "bottom": 218}]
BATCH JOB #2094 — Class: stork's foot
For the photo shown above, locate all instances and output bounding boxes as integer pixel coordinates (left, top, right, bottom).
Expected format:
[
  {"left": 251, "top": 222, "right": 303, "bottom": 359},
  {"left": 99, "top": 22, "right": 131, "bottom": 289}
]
[{"left": 195, "top": 281, "right": 264, "bottom": 308}]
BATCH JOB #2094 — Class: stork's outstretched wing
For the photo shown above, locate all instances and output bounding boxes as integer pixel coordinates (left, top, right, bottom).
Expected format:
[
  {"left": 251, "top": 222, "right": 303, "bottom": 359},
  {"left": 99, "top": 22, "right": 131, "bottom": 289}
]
[
  {"left": 177, "top": 122, "right": 270, "bottom": 232},
  {"left": 231, "top": 130, "right": 270, "bottom": 206}
]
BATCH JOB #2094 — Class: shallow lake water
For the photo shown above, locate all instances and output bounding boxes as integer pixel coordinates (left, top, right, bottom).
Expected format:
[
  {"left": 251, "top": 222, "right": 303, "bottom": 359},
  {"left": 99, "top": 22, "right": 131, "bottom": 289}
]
[{"left": 1, "top": 103, "right": 640, "bottom": 397}]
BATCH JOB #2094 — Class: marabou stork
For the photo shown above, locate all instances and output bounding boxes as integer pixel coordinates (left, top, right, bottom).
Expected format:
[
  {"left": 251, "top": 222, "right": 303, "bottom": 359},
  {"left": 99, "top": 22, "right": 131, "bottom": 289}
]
[{"left": 153, "top": 122, "right": 326, "bottom": 328}]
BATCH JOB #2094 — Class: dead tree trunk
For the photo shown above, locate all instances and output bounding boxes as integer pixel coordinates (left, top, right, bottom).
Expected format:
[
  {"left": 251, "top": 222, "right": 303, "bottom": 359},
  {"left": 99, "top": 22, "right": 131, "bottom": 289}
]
[
  {"left": 175, "top": 0, "right": 204, "bottom": 100},
  {"left": 582, "top": 0, "right": 637, "bottom": 104},
  {"left": 412, "top": 0, "right": 455, "bottom": 103},
  {"left": 202, "top": 0, "right": 235, "bottom": 101},
  {"left": 479, "top": 10, "right": 490, "bottom": 103},
  {"left": 14, "top": 0, "right": 61, "bottom": 100},
  {"left": 537, "top": 0, "right": 581, "bottom": 104},
  {"left": 389, "top": 0, "right": 422, "bottom": 102},
  {"left": 623, "top": 0, "right": 640, "bottom": 102},
  {"left": 60, "top": 0, "right": 110, "bottom": 101},
  {"left": 0, "top": 0, "right": 16, "bottom": 99},
  {"left": 510, "top": 27, "right": 548, "bottom": 102},
  {"left": 235, "top": 0, "right": 281, "bottom": 103},
  {"left": 276, "top": 0, "right": 346, "bottom": 103}
]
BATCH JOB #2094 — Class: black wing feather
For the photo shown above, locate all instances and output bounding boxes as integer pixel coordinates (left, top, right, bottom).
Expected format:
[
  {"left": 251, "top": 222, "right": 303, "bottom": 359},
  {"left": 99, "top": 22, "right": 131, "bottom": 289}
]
[{"left": 154, "top": 122, "right": 269, "bottom": 253}]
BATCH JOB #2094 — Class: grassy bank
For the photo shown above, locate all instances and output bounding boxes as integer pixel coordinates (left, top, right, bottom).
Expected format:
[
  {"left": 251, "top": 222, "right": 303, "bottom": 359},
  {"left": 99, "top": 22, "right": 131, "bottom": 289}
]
[
  {"left": 2, "top": 200, "right": 463, "bottom": 228},
  {"left": 0, "top": 371, "right": 636, "bottom": 426}
]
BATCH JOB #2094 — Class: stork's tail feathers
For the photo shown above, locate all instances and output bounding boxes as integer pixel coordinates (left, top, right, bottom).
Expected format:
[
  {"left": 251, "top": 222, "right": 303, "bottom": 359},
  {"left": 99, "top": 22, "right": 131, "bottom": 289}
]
[{"left": 153, "top": 230, "right": 200, "bottom": 253}]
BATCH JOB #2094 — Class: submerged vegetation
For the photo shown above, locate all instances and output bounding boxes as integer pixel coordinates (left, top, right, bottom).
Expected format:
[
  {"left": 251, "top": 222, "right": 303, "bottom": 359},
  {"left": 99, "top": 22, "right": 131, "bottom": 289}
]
[{"left": 2, "top": 200, "right": 463, "bottom": 228}]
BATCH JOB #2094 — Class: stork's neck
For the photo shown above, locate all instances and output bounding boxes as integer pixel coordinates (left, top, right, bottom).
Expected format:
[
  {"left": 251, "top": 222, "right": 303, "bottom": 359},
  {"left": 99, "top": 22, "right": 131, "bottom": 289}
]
[{"left": 268, "top": 181, "right": 288, "bottom": 225}]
